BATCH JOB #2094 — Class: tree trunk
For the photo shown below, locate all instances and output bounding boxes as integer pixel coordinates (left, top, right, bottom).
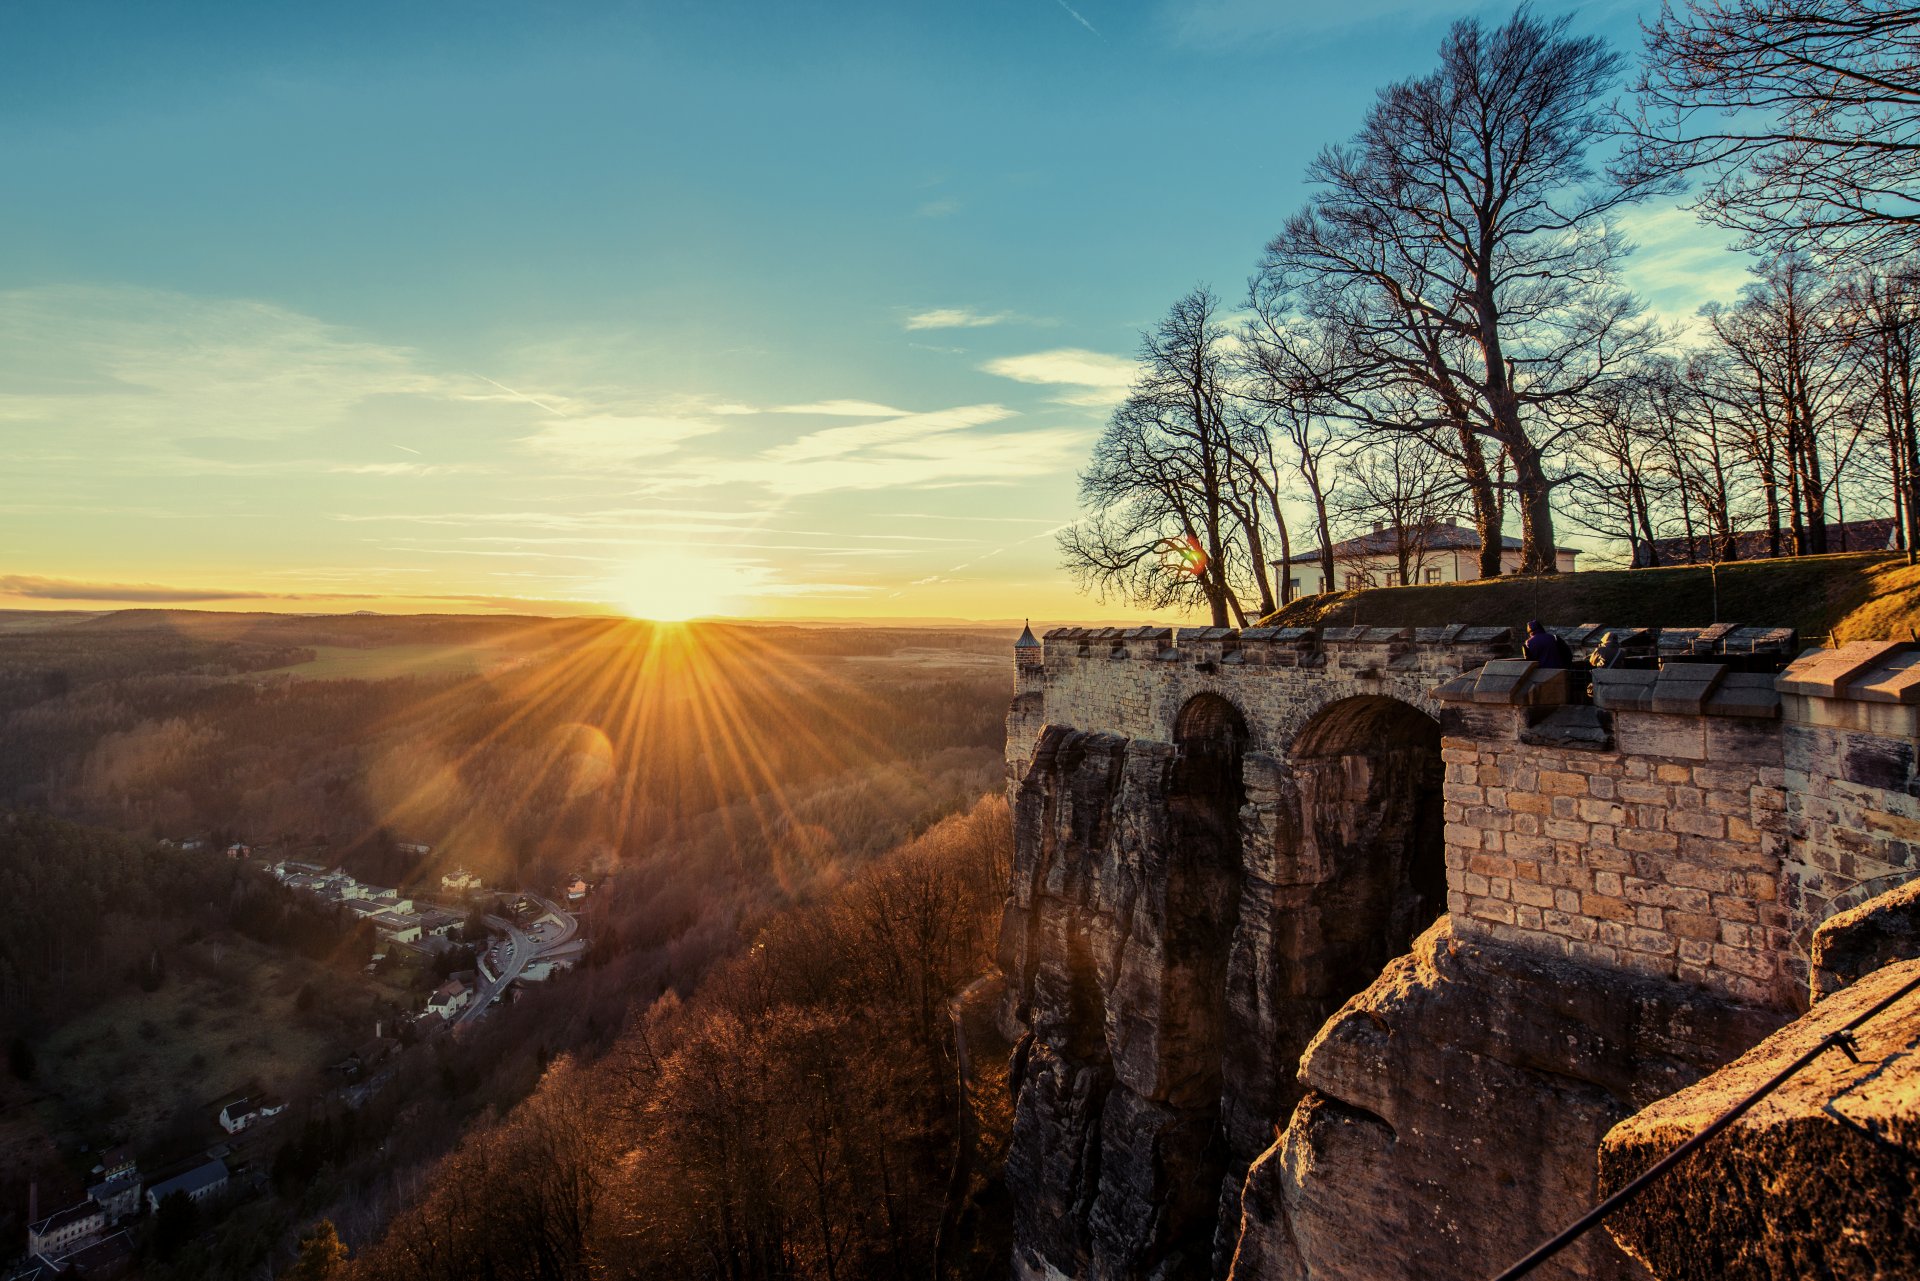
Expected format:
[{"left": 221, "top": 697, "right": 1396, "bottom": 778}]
[
  {"left": 1458, "top": 425, "right": 1503, "bottom": 578},
  {"left": 1509, "top": 439, "right": 1558, "bottom": 574}
]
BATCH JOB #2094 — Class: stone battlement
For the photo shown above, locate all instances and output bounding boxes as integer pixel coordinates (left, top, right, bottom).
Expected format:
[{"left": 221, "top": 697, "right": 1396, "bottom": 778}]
[{"left": 1009, "top": 626, "right": 1920, "bottom": 1012}]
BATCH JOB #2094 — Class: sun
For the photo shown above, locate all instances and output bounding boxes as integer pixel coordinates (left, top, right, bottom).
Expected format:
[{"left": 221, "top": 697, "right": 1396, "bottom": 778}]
[{"left": 605, "top": 552, "right": 751, "bottom": 621}]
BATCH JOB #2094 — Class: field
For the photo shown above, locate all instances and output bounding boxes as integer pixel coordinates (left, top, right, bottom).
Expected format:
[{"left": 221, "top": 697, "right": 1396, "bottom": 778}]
[
  {"left": 3, "top": 931, "right": 404, "bottom": 1183},
  {"left": 1261, "top": 551, "right": 1918, "bottom": 644},
  {"left": 264, "top": 642, "right": 546, "bottom": 681}
]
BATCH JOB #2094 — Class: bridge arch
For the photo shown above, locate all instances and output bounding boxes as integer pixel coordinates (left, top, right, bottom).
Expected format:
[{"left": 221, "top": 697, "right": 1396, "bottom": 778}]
[{"left": 1288, "top": 693, "right": 1448, "bottom": 1004}]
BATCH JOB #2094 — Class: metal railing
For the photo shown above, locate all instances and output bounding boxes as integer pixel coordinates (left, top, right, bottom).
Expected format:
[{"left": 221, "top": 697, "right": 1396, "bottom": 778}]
[{"left": 1490, "top": 968, "right": 1920, "bottom": 1280}]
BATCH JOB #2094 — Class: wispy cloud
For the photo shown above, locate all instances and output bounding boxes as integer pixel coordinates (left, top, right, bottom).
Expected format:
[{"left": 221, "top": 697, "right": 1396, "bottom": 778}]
[
  {"left": 328, "top": 462, "right": 491, "bottom": 476},
  {"left": 917, "top": 197, "right": 961, "bottom": 218},
  {"left": 980, "top": 347, "right": 1138, "bottom": 407},
  {"left": 1618, "top": 202, "right": 1753, "bottom": 337},
  {"left": 768, "top": 399, "right": 908, "bottom": 416},
  {"left": 517, "top": 413, "right": 724, "bottom": 466},
  {"left": 0, "top": 575, "right": 285, "bottom": 603},
  {"left": 905, "top": 307, "right": 1013, "bottom": 331}
]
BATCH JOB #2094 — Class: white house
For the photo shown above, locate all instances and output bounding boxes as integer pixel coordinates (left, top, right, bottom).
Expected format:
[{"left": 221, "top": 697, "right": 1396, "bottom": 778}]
[
  {"left": 217, "top": 1094, "right": 287, "bottom": 1134},
  {"left": 27, "top": 1201, "right": 105, "bottom": 1261},
  {"left": 441, "top": 868, "right": 482, "bottom": 894},
  {"left": 426, "top": 979, "right": 472, "bottom": 1018},
  {"left": 145, "top": 1159, "right": 228, "bottom": 1213},
  {"left": 1275, "top": 521, "right": 1579, "bottom": 596},
  {"left": 564, "top": 876, "right": 588, "bottom": 903}
]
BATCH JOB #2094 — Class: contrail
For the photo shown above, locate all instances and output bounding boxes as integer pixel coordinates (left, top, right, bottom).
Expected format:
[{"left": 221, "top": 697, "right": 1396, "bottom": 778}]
[
  {"left": 471, "top": 373, "right": 567, "bottom": 416},
  {"left": 391, "top": 443, "right": 423, "bottom": 455},
  {"left": 1052, "top": 0, "right": 1101, "bottom": 37}
]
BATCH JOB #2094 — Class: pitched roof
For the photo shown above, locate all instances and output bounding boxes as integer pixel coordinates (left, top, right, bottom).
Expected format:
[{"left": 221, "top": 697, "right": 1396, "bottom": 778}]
[
  {"left": 29, "top": 1200, "right": 103, "bottom": 1235},
  {"left": 147, "top": 1159, "right": 228, "bottom": 1202},
  {"left": 1015, "top": 620, "right": 1040, "bottom": 649},
  {"left": 1276, "top": 522, "right": 1575, "bottom": 562},
  {"left": 1630, "top": 517, "right": 1896, "bottom": 567}
]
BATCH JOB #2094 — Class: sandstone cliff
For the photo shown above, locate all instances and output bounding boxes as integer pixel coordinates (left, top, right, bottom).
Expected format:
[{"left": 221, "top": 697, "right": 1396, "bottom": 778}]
[{"left": 1231, "top": 921, "right": 1780, "bottom": 1280}]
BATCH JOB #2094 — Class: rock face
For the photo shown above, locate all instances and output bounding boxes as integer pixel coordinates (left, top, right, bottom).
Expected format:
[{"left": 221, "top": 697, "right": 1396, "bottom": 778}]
[
  {"left": 1229, "top": 922, "right": 1783, "bottom": 1281},
  {"left": 1809, "top": 876, "right": 1920, "bottom": 999},
  {"left": 999, "top": 713, "right": 1450, "bottom": 1281},
  {"left": 1599, "top": 957, "right": 1920, "bottom": 1279}
]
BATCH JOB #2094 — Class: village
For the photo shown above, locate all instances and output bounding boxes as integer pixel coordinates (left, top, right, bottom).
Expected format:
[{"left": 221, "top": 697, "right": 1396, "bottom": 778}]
[{"left": 11, "top": 844, "right": 590, "bottom": 1279}]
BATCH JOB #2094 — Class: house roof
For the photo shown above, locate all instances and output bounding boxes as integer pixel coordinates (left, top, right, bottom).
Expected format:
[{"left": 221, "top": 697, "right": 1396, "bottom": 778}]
[
  {"left": 1276, "top": 522, "right": 1576, "bottom": 563},
  {"left": 29, "top": 1200, "right": 103, "bottom": 1235},
  {"left": 1629, "top": 517, "right": 1896, "bottom": 567},
  {"left": 1015, "top": 620, "right": 1040, "bottom": 649},
  {"left": 147, "top": 1159, "right": 228, "bottom": 1202}
]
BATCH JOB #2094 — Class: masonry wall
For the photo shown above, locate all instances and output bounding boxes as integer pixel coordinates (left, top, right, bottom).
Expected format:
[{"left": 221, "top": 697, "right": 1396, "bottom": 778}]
[
  {"left": 1782, "top": 696, "right": 1920, "bottom": 951},
  {"left": 1441, "top": 705, "right": 1793, "bottom": 1008}
]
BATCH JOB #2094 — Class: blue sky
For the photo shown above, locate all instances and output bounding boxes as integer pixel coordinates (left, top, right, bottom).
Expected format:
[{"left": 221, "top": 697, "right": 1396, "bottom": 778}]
[{"left": 0, "top": 0, "right": 1748, "bottom": 620}]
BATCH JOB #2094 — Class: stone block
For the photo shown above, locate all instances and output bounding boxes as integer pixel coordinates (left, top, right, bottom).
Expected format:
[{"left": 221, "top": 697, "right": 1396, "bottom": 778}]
[
  {"left": 1650, "top": 663, "right": 1727, "bottom": 714},
  {"left": 1666, "top": 810, "right": 1726, "bottom": 839},
  {"left": 1776, "top": 639, "right": 1914, "bottom": 698},
  {"left": 1591, "top": 669, "right": 1656, "bottom": 713},
  {"left": 1581, "top": 893, "right": 1635, "bottom": 922},
  {"left": 1472, "top": 658, "right": 1539, "bottom": 705}
]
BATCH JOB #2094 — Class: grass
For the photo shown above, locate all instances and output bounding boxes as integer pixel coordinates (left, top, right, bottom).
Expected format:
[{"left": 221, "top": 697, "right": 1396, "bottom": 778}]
[
  {"left": 265, "top": 642, "right": 537, "bottom": 681},
  {"left": 1259, "top": 551, "right": 1918, "bottom": 645},
  {"left": 8, "top": 933, "right": 404, "bottom": 1165}
]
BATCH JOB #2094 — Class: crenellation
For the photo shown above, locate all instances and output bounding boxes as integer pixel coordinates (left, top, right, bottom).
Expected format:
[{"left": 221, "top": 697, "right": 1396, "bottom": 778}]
[{"left": 1005, "top": 619, "right": 1920, "bottom": 1268}]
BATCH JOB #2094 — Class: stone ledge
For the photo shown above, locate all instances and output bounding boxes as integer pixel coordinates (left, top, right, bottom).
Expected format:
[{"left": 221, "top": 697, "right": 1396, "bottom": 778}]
[
  {"left": 1599, "top": 956, "right": 1920, "bottom": 1281},
  {"left": 1810, "top": 877, "right": 1920, "bottom": 1001},
  {"left": 1776, "top": 639, "right": 1917, "bottom": 699}
]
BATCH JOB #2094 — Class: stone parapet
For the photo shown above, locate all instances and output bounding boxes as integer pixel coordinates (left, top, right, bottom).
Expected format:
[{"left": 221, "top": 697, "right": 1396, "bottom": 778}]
[{"left": 1440, "top": 703, "right": 1792, "bottom": 1008}]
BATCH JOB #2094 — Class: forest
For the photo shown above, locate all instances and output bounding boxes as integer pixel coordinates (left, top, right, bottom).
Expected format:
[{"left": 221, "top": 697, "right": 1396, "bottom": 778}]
[
  {"left": 0, "top": 612, "right": 1012, "bottom": 1280},
  {"left": 1064, "top": 2, "right": 1920, "bottom": 625}
]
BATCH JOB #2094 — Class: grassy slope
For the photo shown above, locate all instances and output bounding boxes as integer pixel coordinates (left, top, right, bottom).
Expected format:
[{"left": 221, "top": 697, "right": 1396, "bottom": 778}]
[
  {"left": 1259, "top": 552, "right": 1920, "bottom": 644},
  {"left": 3, "top": 932, "right": 405, "bottom": 1173}
]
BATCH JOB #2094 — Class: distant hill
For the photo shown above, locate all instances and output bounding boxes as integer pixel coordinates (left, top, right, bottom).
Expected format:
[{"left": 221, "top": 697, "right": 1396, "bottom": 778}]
[{"left": 1258, "top": 551, "right": 1918, "bottom": 645}]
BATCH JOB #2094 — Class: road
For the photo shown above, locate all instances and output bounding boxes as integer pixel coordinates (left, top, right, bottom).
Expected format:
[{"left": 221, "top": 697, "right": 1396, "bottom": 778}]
[{"left": 454, "top": 895, "right": 578, "bottom": 1028}]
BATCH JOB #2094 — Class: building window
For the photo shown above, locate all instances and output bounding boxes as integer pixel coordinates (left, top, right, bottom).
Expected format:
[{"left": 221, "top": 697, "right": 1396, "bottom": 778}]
[
  {"left": 1344, "top": 572, "right": 1365, "bottom": 591},
  {"left": 1425, "top": 566, "right": 1442, "bottom": 583},
  {"left": 1287, "top": 577, "right": 1301, "bottom": 595}
]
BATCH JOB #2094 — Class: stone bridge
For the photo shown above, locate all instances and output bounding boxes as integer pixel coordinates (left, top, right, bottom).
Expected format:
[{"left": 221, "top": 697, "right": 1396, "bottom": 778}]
[{"left": 998, "top": 623, "right": 1920, "bottom": 1281}]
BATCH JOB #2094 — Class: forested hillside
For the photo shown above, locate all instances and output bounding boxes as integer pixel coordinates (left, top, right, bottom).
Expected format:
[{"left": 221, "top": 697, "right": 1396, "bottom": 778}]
[
  {"left": 0, "top": 614, "right": 1014, "bottom": 1279},
  {"left": 345, "top": 796, "right": 1014, "bottom": 1281}
]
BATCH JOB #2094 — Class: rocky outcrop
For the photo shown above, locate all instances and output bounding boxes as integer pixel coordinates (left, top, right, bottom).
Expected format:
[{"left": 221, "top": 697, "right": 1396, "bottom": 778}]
[
  {"left": 1810, "top": 877, "right": 1920, "bottom": 999},
  {"left": 1599, "top": 957, "right": 1920, "bottom": 1279},
  {"left": 1230, "top": 922, "right": 1784, "bottom": 1281},
  {"left": 1000, "top": 713, "right": 1453, "bottom": 1281}
]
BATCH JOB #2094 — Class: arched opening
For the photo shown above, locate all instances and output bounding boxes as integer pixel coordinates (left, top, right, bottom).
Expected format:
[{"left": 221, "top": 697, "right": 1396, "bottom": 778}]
[
  {"left": 1156, "top": 694, "right": 1249, "bottom": 1275},
  {"left": 1291, "top": 695, "right": 1446, "bottom": 1006}
]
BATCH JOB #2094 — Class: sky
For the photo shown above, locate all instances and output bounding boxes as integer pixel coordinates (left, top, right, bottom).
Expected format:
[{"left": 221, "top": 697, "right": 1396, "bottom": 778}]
[{"left": 0, "top": 0, "right": 1755, "bottom": 622}]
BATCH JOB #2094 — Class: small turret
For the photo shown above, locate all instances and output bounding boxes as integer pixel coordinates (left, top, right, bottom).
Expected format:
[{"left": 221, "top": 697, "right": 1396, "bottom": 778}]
[{"left": 1015, "top": 620, "right": 1043, "bottom": 679}]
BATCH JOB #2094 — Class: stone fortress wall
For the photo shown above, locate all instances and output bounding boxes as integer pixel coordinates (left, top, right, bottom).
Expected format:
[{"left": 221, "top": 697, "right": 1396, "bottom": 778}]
[
  {"left": 1000, "top": 621, "right": 1920, "bottom": 1281},
  {"left": 1012, "top": 624, "right": 1920, "bottom": 1014}
]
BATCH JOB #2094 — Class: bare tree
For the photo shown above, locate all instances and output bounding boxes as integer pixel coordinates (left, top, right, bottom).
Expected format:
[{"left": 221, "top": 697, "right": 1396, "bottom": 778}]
[
  {"left": 1257, "top": 9, "right": 1663, "bottom": 574},
  {"left": 1838, "top": 265, "right": 1920, "bottom": 561},
  {"left": 1627, "top": 1, "right": 1920, "bottom": 265},
  {"left": 1236, "top": 318, "right": 1346, "bottom": 597},
  {"left": 1702, "top": 253, "right": 1863, "bottom": 554},
  {"left": 1328, "top": 426, "right": 1461, "bottom": 587},
  {"left": 1061, "top": 288, "right": 1263, "bottom": 625}
]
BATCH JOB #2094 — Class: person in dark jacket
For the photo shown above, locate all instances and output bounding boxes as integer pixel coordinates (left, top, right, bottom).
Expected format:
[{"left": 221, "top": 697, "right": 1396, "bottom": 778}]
[{"left": 1523, "top": 619, "right": 1573, "bottom": 669}]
